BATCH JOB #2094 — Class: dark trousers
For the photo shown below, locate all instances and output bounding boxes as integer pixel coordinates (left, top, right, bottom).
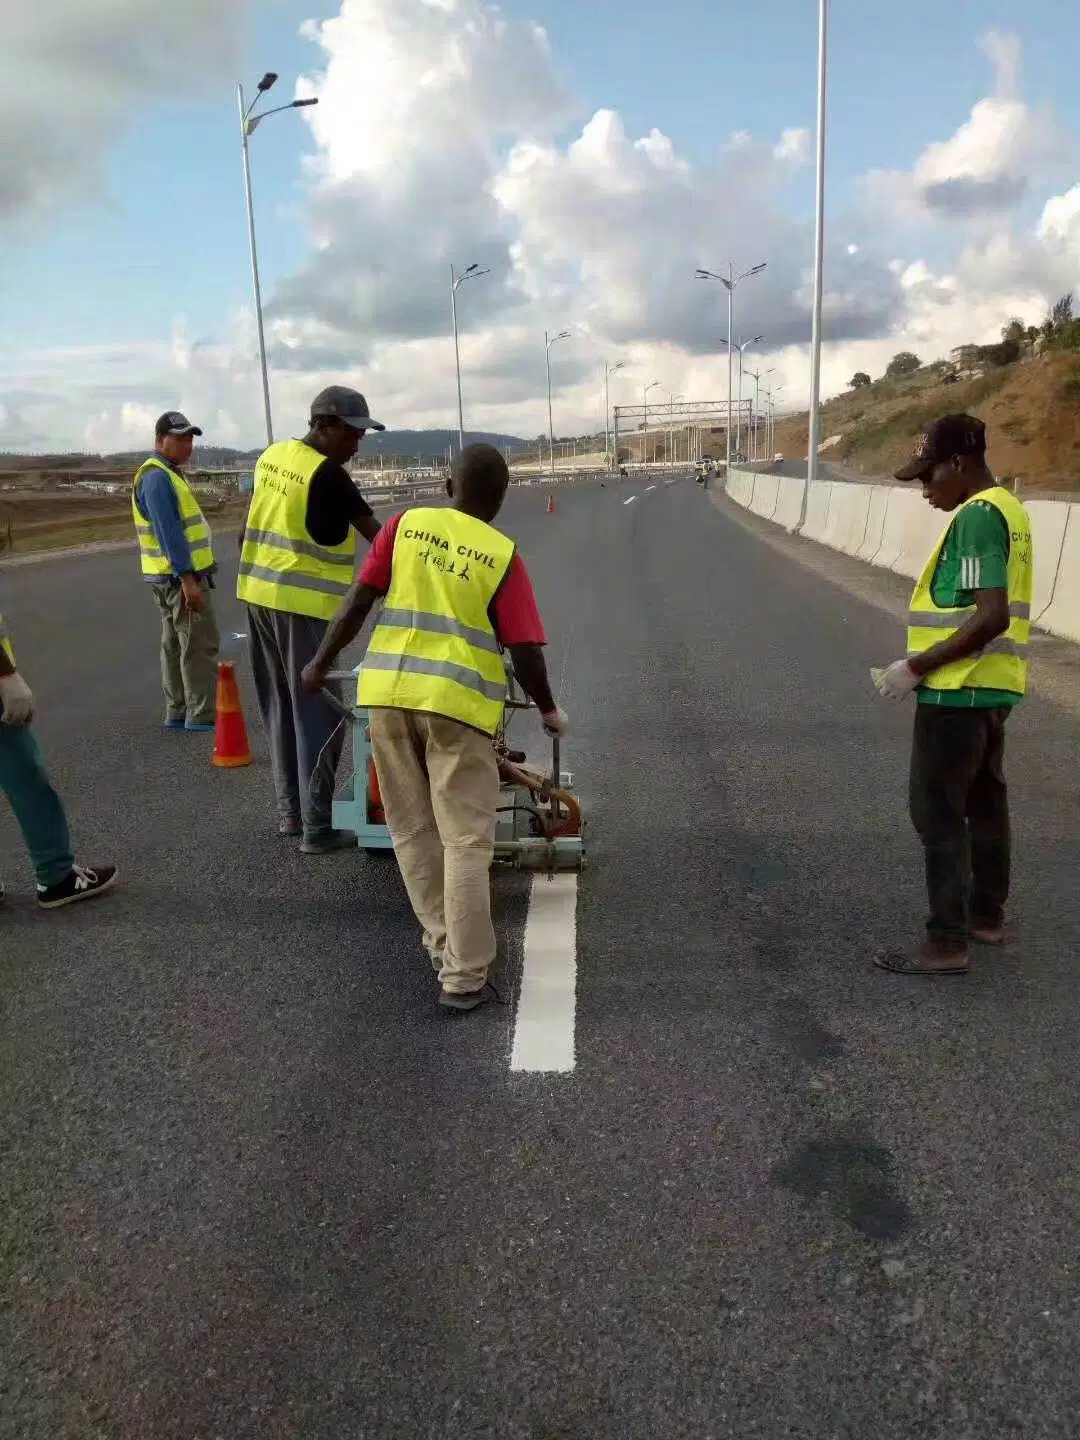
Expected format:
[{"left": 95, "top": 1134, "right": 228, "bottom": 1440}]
[
  {"left": 909, "top": 706, "right": 1011, "bottom": 944},
  {"left": 246, "top": 604, "right": 345, "bottom": 839}
]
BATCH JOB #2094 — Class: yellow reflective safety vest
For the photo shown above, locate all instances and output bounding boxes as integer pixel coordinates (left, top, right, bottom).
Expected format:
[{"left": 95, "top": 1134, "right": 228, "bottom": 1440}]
[
  {"left": 358, "top": 507, "right": 516, "bottom": 735},
  {"left": 907, "top": 486, "right": 1033, "bottom": 698},
  {"left": 132, "top": 457, "right": 215, "bottom": 579},
  {"left": 0, "top": 609, "right": 14, "bottom": 666},
  {"left": 237, "top": 439, "right": 357, "bottom": 621}
]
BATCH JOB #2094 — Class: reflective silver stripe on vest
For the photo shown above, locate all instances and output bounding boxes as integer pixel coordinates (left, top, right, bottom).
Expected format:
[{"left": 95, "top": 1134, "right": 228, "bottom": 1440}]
[
  {"left": 909, "top": 600, "right": 1030, "bottom": 628},
  {"left": 237, "top": 560, "right": 351, "bottom": 598},
  {"left": 362, "top": 651, "right": 506, "bottom": 702},
  {"left": 242, "top": 527, "right": 355, "bottom": 570},
  {"left": 376, "top": 607, "right": 501, "bottom": 656},
  {"left": 907, "top": 637, "right": 1028, "bottom": 661},
  {"left": 135, "top": 516, "right": 207, "bottom": 535}
]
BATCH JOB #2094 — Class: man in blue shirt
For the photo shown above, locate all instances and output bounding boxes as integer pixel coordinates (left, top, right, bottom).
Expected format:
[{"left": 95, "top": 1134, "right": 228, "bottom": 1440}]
[{"left": 132, "top": 413, "right": 220, "bottom": 730}]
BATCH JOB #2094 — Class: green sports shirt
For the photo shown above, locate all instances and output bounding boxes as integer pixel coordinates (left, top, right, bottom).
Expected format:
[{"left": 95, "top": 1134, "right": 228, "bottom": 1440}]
[{"left": 918, "top": 496, "right": 1019, "bottom": 709}]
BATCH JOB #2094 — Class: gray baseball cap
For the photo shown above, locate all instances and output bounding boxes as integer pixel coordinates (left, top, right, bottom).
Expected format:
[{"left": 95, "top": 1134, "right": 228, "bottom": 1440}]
[
  {"left": 309, "top": 385, "right": 385, "bottom": 432},
  {"left": 155, "top": 410, "right": 203, "bottom": 438}
]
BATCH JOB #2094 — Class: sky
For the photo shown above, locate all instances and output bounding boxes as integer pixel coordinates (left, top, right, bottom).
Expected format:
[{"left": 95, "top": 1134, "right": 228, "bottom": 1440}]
[{"left": 2, "top": 0, "right": 1080, "bottom": 452}]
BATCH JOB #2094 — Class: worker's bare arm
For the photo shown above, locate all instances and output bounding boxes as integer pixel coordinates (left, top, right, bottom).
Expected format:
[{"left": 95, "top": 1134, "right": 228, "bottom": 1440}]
[
  {"left": 507, "top": 643, "right": 556, "bottom": 715},
  {"left": 300, "top": 582, "right": 382, "bottom": 693},
  {"left": 908, "top": 586, "right": 1009, "bottom": 679}
]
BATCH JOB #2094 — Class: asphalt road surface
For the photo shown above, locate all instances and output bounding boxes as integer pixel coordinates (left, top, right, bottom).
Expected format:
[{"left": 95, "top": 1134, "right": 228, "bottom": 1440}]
[{"left": 5, "top": 474, "right": 1080, "bottom": 1438}]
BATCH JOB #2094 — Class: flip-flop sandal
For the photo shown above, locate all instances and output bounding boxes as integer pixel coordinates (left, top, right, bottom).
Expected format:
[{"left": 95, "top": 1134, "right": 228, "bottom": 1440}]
[{"left": 874, "top": 949, "right": 970, "bottom": 976}]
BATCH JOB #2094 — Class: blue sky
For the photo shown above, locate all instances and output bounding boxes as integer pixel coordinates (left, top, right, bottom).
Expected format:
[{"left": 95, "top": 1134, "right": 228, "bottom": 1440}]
[
  {"left": 6, "top": 0, "right": 1075, "bottom": 349},
  {"left": 3, "top": 0, "right": 1079, "bottom": 449}
]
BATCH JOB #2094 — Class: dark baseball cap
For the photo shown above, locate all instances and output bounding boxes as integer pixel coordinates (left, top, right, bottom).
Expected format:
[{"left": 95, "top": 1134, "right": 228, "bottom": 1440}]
[
  {"left": 895, "top": 413, "right": 986, "bottom": 481},
  {"left": 155, "top": 411, "right": 203, "bottom": 438},
  {"left": 309, "top": 385, "right": 385, "bottom": 432}
]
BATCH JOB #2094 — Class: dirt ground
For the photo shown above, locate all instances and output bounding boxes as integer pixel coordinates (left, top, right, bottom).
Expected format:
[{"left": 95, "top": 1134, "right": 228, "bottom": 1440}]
[{"left": 0, "top": 489, "right": 247, "bottom": 555}]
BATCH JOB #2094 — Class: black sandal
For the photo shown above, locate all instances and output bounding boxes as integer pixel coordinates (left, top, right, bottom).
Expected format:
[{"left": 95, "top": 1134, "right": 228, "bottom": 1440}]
[{"left": 874, "top": 949, "right": 970, "bottom": 976}]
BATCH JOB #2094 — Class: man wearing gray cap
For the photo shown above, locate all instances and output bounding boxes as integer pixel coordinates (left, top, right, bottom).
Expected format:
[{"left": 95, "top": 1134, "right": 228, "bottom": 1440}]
[
  {"left": 132, "top": 412, "right": 220, "bottom": 731},
  {"left": 238, "top": 386, "right": 384, "bottom": 852}
]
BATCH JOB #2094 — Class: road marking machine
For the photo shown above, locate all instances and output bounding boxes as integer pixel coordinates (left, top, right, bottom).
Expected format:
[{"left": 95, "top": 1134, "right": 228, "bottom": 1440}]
[{"left": 322, "top": 661, "right": 586, "bottom": 873}]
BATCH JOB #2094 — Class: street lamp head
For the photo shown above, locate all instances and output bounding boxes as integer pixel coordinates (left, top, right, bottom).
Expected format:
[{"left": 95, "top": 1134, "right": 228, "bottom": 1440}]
[
  {"left": 465, "top": 263, "right": 480, "bottom": 275},
  {"left": 694, "top": 268, "right": 718, "bottom": 281},
  {"left": 257, "top": 72, "right": 278, "bottom": 92},
  {"left": 748, "top": 262, "right": 767, "bottom": 276},
  {"left": 292, "top": 97, "right": 319, "bottom": 109}
]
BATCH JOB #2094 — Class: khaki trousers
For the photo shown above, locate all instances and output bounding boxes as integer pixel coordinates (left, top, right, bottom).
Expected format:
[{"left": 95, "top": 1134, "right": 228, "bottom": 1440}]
[
  {"left": 151, "top": 578, "right": 220, "bottom": 725},
  {"left": 368, "top": 707, "right": 499, "bottom": 995}
]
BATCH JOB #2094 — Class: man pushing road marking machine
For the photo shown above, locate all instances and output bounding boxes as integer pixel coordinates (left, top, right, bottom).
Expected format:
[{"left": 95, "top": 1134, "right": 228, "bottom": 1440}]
[{"left": 301, "top": 443, "right": 583, "bottom": 1013}]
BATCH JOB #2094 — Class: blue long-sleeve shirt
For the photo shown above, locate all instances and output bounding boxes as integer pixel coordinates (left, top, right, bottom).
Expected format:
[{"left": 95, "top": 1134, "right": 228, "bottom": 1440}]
[{"left": 134, "top": 459, "right": 215, "bottom": 583}]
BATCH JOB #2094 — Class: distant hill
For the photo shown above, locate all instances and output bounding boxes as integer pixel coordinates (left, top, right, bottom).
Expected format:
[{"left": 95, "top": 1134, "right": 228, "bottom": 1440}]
[{"left": 0, "top": 429, "right": 534, "bottom": 472}]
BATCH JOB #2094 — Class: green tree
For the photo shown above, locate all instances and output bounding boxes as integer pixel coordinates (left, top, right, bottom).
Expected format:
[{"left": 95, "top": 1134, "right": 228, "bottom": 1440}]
[
  {"left": 885, "top": 351, "right": 921, "bottom": 379},
  {"left": 1001, "top": 317, "right": 1026, "bottom": 345},
  {"left": 849, "top": 371, "right": 871, "bottom": 389},
  {"left": 1052, "top": 294, "right": 1074, "bottom": 327}
]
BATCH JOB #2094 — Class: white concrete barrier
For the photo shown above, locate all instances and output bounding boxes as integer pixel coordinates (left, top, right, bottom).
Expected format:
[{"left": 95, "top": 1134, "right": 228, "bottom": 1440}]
[
  {"left": 1027, "top": 500, "right": 1069, "bottom": 621},
  {"left": 726, "top": 468, "right": 755, "bottom": 507},
  {"left": 891, "top": 489, "right": 946, "bottom": 579},
  {"left": 750, "top": 472, "right": 781, "bottom": 520},
  {"left": 800, "top": 481, "right": 832, "bottom": 542},
  {"left": 1038, "top": 506, "right": 1080, "bottom": 641},
  {"left": 856, "top": 486, "right": 890, "bottom": 562},
  {"left": 774, "top": 477, "right": 807, "bottom": 532},
  {"left": 820, "top": 482, "right": 872, "bottom": 557}
]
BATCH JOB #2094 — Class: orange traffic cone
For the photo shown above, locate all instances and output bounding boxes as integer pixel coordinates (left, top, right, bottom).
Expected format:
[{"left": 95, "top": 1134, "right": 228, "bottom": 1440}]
[
  {"left": 546, "top": 493, "right": 555, "bottom": 514},
  {"left": 212, "top": 661, "right": 252, "bottom": 768}
]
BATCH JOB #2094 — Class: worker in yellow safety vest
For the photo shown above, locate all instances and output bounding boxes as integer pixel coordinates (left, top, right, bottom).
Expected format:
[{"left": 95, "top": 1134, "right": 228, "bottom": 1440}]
[
  {"left": 0, "top": 606, "right": 118, "bottom": 909},
  {"left": 300, "top": 443, "right": 567, "bottom": 1012},
  {"left": 872, "top": 415, "right": 1033, "bottom": 977},
  {"left": 132, "top": 412, "right": 220, "bottom": 731},
  {"left": 237, "top": 386, "right": 383, "bottom": 853}
]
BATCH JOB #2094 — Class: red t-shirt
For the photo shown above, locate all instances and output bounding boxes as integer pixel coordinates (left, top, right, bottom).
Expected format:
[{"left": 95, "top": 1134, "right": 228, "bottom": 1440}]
[{"left": 358, "top": 511, "right": 547, "bottom": 646}]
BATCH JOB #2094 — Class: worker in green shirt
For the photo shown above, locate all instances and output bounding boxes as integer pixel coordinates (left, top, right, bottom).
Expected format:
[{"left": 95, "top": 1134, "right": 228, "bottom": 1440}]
[{"left": 872, "top": 415, "right": 1033, "bottom": 976}]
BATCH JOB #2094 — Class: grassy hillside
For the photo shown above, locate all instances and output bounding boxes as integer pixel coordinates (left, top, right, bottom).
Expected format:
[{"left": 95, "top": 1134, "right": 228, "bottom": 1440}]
[{"left": 775, "top": 352, "right": 1080, "bottom": 491}]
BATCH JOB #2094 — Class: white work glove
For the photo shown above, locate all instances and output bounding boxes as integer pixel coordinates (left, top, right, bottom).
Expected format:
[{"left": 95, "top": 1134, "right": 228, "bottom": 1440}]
[
  {"left": 541, "top": 706, "right": 569, "bottom": 737},
  {"left": 0, "top": 671, "right": 34, "bottom": 726},
  {"left": 872, "top": 660, "right": 920, "bottom": 700}
]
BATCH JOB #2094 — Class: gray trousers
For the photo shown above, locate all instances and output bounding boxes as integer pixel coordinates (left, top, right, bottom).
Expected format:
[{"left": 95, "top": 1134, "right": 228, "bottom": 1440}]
[
  {"left": 152, "top": 578, "right": 220, "bottom": 725},
  {"left": 246, "top": 604, "right": 346, "bottom": 837}
]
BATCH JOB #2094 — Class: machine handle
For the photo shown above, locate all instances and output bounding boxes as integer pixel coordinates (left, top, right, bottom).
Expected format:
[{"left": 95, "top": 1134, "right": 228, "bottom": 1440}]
[{"left": 320, "top": 686, "right": 355, "bottom": 721}]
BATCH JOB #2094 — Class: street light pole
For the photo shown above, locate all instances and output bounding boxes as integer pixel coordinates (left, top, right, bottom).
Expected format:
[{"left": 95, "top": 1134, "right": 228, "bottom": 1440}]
[
  {"left": 237, "top": 73, "right": 319, "bottom": 448},
  {"left": 695, "top": 262, "right": 766, "bottom": 473},
  {"left": 668, "top": 392, "right": 683, "bottom": 467},
  {"left": 545, "top": 329, "right": 571, "bottom": 481},
  {"left": 643, "top": 380, "right": 660, "bottom": 466},
  {"left": 735, "top": 336, "right": 763, "bottom": 458},
  {"left": 807, "top": 0, "right": 828, "bottom": 488},
  {"left": 603, "top": 360, "right": 625, "bottom": 468},
  {"left": 450, "top": 261, "right": 490, "bottom": 455}
]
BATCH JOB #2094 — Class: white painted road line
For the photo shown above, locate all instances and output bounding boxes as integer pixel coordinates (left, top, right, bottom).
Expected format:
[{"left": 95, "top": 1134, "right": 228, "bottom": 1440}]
[
  {"left": 645, "top": 484, "right": 656, "bottom": 492},
  {"left": 510, "top": 873, "right": 578, "bottom": 1073},
  {"left": 623, "top": 495, "right": 637, "bottom": 505}
]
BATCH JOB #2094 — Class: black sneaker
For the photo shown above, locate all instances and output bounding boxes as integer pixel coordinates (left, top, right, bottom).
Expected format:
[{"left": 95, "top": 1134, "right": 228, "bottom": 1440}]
[
  {"left": 37, "top": 863, "right": 118, "bottom": 910},
  {"left": 438, "top": 982, "right": 504, "bottom": 1013},
  {"left": 300, "top": 829, "right": 357, "bottom": 855},
  {"left": 278, "top": 817, "right": 303, "bottom": 838}
]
